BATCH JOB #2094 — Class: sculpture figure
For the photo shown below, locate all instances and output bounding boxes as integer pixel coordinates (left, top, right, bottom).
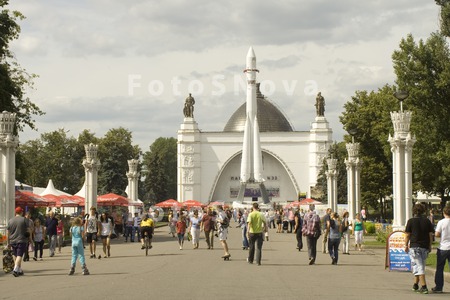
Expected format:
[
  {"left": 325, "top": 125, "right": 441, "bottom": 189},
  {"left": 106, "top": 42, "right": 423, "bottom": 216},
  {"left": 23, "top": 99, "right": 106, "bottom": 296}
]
[
  {"left": 315, "top": 92, "right": 325, "bottom": 117},
  {"left": 183, "top": 93, "right": 195, "bottom": 118}
]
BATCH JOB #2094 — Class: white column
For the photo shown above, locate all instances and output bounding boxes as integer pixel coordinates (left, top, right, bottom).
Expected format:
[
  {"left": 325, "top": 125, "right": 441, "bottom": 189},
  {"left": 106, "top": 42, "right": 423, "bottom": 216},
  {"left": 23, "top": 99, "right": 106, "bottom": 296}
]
[
  {"left": 389, "top": 109, "right": 415, "bottom": 230},
  {"left": 346, "top": 142, "right": 360, "bottom": 222},
  {"left": 127, "top": 159, "right": 139, "bottom": 214},
  {"left": 326, "top": 158, "right": 338, "bottom": 212},
  {"left": 83, "top": 144, "right": 100, "bottom": 212},
  {"left": 0, "top": 112, "right": 19, "bottom": 236}
]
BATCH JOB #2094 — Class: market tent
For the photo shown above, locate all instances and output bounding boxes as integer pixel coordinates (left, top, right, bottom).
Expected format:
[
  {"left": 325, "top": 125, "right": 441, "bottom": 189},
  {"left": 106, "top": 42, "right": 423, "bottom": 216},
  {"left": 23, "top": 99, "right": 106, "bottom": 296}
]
[
  {"left": 15, "top": 190, "right": 56, "bottom": 207},
  {"left": 43, "top": 194, "right": 81, "bottom": 207},
  {"left": 155, "top": 199, "right": 182, "bottom": 208},
  {"left": 297, "top": 198, "right": 322, "bottom": 205},
  {"left": 39, "top": 179, "right": 71, "bottom": 196},
  {"left": 182, "top": 200, "right": 205, "bottom": 208},
  {"left": 128, "top": 199, "right": 144, "bottom": 207},
  {"left": 97, "top": 193, "right": 129, "bottom": 206}
]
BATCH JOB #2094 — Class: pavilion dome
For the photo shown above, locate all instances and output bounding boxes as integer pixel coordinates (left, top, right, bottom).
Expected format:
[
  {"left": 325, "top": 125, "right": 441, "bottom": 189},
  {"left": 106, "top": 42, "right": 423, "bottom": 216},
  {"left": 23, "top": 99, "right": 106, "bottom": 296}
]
[{"left": 223, "top": 83, "right": 294, "bottom": 132}]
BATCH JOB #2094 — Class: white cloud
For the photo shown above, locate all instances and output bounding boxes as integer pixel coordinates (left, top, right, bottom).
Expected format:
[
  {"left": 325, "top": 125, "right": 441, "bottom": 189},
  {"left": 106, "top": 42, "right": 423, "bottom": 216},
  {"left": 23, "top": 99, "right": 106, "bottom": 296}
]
[{"left": 8, "top": 0, "right": 441, "bottom": 151}]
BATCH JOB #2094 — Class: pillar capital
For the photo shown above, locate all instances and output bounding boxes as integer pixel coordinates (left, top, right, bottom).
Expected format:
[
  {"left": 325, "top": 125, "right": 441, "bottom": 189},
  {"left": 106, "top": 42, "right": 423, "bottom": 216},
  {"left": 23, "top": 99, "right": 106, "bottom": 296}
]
[
  {"left": 390, "top": 110, "right": 413, "bottom": 138},
  {"left": 126, "top": 159, "right": 140, "bottom": 179},
  {"left": 346, "top": 142, "right": 360, "bottom": 159}
]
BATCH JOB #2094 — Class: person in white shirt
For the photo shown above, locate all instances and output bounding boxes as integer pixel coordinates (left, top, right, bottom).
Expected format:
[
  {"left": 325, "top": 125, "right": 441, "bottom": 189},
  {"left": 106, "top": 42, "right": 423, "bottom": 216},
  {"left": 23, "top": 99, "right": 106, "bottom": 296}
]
[{"left": 432, "top": 205, "right": 450, "bottom": 293}]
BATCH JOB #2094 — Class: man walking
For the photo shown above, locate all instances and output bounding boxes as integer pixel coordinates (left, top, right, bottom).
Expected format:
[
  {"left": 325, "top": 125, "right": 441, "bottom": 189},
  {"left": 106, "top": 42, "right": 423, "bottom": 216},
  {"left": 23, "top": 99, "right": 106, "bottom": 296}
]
[
  {"left": 45, "top": 211, "right": 58, "bottom": 257},
  {"left": 322, "top": 208, "right": 331, "bottom": 253},
  {"left": 405, "top": 203, "right": 434, "bottom": 294},
  {"left": 6, "top": 207, "right": 29, "bottom": 277},
  {"left": 302, "top": 204, "right": 321, "bottom": 265},
  {"left": 216, "top": 205, "right": 230, "bottom": 259},
  {"left": 432, "top": 205, "right": 450, "bottom": 293},
  {"left": 247, "top": 203, "right": 267, "bottom": 265},
  {"left": 201, "top": 208, "right": 215, "bottom": 250}
]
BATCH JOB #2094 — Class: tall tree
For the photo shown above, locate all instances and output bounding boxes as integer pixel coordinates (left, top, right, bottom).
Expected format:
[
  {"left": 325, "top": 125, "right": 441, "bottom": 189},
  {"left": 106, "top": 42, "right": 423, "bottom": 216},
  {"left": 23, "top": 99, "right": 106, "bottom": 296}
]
[
  {"left": 142, "top": 137, "right": 177, "bottom": 205},
  {"left": 97, "top": 128, "right": 140, "bottom": 195},
  {"left": 340, "top": 85, "right": 398, "bottom": 216},
  {"left": 436, "top": 0, "right": 450, "bottom": 37},
  {"left": 392, "top": 33, "right": 450, "bottom": 203},
  {"left": 0, "top": 0, "right": 43, "bottom": 131}
]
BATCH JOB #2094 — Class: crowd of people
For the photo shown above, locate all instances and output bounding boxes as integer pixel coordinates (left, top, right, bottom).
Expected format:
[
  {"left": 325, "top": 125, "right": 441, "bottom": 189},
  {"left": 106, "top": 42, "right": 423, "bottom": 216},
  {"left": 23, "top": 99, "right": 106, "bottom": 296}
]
[{"left": 4, "top": 202, "right": 450, "bottom": 295}]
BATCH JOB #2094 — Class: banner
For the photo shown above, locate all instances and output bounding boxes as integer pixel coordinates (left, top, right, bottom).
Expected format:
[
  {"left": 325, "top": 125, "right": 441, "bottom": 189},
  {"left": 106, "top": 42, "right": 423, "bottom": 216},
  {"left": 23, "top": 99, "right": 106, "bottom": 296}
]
[{"left": 385, "top": 231, "right": 411, "bottom": 272}]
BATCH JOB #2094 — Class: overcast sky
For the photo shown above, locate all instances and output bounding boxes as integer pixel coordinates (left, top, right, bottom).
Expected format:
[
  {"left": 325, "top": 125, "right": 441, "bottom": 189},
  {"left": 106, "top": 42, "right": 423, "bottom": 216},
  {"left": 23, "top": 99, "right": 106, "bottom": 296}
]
[{"left": 9, "top": 0, "right": 441, "bottom": 151}]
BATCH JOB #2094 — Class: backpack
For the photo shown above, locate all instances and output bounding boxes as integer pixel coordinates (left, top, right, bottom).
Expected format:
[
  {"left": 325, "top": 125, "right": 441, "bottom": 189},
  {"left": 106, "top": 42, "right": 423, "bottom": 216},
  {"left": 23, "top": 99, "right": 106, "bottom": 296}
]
[
  {"left": 221, "top": 214, "right": 229, "bottom": 229},
  {"left": 341, "top": 218, "right": 348, "bottom": 232}
]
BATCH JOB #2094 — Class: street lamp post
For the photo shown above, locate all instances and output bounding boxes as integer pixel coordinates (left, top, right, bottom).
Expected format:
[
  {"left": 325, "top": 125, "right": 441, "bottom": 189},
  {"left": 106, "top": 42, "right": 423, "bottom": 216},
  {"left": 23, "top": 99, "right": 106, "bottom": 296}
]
[{"left": 389, "top": 91, "right": 415, "bottom": 230}]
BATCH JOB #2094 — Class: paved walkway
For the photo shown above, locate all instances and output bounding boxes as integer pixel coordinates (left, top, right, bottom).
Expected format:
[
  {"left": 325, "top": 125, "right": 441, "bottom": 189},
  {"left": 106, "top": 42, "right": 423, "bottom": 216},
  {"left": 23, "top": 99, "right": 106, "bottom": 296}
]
[{"left": 1, "top": 223, "right": 448, "bottom": 299}]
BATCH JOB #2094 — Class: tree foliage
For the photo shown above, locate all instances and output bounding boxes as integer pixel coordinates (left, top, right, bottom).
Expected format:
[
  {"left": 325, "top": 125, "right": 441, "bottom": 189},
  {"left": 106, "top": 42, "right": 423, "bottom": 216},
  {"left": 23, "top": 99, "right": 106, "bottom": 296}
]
[
  {"left": 0, "top": 0, "right": 43, "bottom": 131},
  {"left": 392, "top": 33, "right": 450, "bottom": 200},
  {"left": 142, "top": 137, "right": 177, "bottom": 205},
  {"left": 97, "top": 127, "right": 141, "bottom": 196},
  {"left": 436, "top": 0, "right": 450, "bottom": 37}
]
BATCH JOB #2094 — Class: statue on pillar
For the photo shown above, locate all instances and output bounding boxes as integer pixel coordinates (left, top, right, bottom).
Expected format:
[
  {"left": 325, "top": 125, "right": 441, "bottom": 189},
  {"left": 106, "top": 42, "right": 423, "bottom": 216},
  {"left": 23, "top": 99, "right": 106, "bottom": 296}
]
[
  {"left": 315, "top": 92, "right": 325, "bottom": 117},
  {"left": 183, "top": 93, "right": 195, "bottom": 118}
]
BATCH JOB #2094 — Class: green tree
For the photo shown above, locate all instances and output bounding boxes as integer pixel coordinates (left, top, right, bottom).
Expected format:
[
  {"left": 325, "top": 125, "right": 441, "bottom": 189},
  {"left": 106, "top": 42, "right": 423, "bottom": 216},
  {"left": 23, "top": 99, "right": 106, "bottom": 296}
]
[
  {"left": 97, "top": 128, "right": 140, "bottom": 196},
  {"left": 340, "top": 86, "right": 398, "bottom": 217},
  {"left": 17, "top": 129, "right": 84, "bottom": 193},
  {"left": 0, "top": 0, "right": 43, "bottom": 131},
  {"left": 392, "top": 33, "right": 450, "bottom": 204},
  {"left": 436, "top": 0, "right": 450, "bottom": 37},
  {"left": 142, "top": 137, "right": 177, "bottom": 205}
]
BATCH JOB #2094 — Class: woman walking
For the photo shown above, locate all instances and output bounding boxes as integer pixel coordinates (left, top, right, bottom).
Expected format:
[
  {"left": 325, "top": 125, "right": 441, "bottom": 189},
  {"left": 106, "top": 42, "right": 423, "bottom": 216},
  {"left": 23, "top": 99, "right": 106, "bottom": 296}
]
[
  {"left": 176, "top": 215, "right": 187, "bottom": 250},
  {"left": 99, "top": 212, "right": 112, "bottom": 258},
  {"left": 237, "top": 210, "right": 249, "bottom": 250},
  {"left": 341, "top": 211, "right": 350, "bottom": 254},
  {"left": 294, "top": 209, "right": 303, "bottom": 251},
  {"left": 328, "top": 213, "right": 341, "bottom": 264},
  {"left": 33, "top": 219, "right": 45, "bottom": 261},
  {"left": 353, "top": 213, "right": 365, "bottom": 251},
  {"left": 56, "top": 215, "right": 64, "bottom": 254},
  {"left": 189, "top": 210, "right": 201, "bottom": 249},
  {"left": 69, "top": 217, "right": 89, "bottom": 275}
]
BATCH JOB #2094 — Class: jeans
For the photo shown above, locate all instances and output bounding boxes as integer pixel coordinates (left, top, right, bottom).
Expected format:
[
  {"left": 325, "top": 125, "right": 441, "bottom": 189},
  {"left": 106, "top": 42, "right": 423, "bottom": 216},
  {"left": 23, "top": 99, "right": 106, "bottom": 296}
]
[
  {"left": 328, "top": 238, "right": 341, "bottom": 262},
  {"left": 248, "top": 232, "right": 264, "bottom": 264},
  {"left": 296, "top": 229, "right": 303, "bottom": 250},
  {"left": 434, "top": 248, "right": 450, "bottom": 290},
  {"left": 242, "top": 226, "right": 249, "bottom": 248},
  {"left": 48, "top": 235, "right": 56, "bottom": 256},
  {"left": 306, "top": 235, "right": 318, "bottom": 260},
  {"left": 133, "top": 226, "right": 141, "bottom": 241},
  {"left": 34, "top": 240, "right": 44, "bottom": 258},
  {"left": 124, "top": 226, "right": 133, "bottom": 241}
]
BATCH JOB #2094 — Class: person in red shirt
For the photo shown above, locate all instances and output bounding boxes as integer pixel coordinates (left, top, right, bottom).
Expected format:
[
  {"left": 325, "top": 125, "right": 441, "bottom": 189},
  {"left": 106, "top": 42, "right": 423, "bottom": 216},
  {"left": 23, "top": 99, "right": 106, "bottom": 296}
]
[{"left": 176, "top": 215, "right": 187, "bottom": 250}]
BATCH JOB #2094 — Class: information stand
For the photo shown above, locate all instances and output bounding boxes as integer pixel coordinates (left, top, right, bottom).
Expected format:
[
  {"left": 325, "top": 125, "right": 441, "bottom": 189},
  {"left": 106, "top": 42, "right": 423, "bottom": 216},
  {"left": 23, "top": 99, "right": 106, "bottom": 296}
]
[{"left": 385, "top": 231, "right": 411, "bottom": 272}]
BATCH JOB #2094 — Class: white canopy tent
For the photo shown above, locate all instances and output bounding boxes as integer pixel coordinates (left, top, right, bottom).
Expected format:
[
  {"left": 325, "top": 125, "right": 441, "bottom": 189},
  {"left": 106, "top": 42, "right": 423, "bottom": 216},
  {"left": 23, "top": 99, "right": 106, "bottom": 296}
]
[{"left": 415, "top": 191, "right": 441, "bottom": 204}]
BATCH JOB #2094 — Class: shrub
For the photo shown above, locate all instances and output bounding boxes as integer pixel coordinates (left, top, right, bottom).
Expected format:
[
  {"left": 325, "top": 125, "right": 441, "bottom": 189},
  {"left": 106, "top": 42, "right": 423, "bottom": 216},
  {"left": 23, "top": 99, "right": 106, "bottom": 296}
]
[
  {"left": 365, "top": 222, "right": 376, "bottom": 234},
  {"left": 376, "top": 225, "right": 393, "bottom": 243}
]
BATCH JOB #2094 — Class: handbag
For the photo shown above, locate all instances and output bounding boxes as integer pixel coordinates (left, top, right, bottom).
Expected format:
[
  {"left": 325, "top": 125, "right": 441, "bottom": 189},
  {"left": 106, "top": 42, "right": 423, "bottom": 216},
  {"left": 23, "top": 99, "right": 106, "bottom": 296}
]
[{"left": 28, "top": 243, "right": 34, "bottom": 252}]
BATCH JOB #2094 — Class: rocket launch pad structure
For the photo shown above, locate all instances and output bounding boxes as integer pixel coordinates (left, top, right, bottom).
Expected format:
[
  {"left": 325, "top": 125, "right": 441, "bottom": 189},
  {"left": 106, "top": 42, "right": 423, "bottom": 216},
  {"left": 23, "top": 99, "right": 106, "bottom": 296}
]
[{"left": 237, "top": 47, "right": 270, "bottom": 204}]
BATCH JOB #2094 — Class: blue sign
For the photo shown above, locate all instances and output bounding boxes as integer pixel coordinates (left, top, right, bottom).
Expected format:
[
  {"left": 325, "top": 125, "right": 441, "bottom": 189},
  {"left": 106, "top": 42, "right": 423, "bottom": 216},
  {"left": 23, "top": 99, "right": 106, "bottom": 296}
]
[{"left": 386, "top": 231, "right": 412, "bottom": 272}]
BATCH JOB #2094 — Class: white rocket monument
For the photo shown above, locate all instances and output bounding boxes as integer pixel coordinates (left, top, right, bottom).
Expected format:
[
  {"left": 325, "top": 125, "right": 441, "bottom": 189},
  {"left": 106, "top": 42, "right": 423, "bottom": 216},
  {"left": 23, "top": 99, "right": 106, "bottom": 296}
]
[{"left": 237, "top": 47, "right": 270, "bottom": 204}]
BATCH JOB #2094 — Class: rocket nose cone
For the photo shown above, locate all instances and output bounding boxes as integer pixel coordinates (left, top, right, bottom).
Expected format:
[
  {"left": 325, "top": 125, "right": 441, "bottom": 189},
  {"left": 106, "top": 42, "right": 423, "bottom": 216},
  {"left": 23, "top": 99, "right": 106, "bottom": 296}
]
[{"left": 247, "top": 47, "right": 256, "bottom": 58}]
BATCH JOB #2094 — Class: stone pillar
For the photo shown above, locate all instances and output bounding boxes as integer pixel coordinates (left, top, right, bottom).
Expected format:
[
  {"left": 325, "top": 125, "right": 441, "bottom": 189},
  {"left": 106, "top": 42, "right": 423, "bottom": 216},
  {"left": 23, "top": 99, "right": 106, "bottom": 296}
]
[
  {"left": 126, "top": 159, "right": 139, "bottom": 214},
  {"left": 82, "top": 144, "right": 100, "bottom": 212},
  {"left": 388, "top": 110, "right": 415, "bottom": 230},
  {"left": 326, "top": 158, "right": 338, "bottom": 212},
  {"left": 0, "top": 112, "right": 19, "bottom": 236},
  {"left": 345, "top": 142, "right": 361, "bottom": 221},
  {"left": 177, "top": 111, "right": 201, "bottom": 203}
]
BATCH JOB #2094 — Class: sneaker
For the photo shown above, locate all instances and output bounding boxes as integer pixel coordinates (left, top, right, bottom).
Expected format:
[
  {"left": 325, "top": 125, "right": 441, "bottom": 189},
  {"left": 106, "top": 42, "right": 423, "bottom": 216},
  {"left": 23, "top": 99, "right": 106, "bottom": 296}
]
[
  {"left": 412, "top": 283, "right": 419, "bottom": 291},
  {"left": 82, "top": 269, "right": 90, "bottom": 275},
  {"left": 431, "top": 287, "right": 442, "bottom": 293},
  {"left": 32, "top": 257, "right": 37, "bottom": 261},
  {"left": 12, "top": 271, "right": 19, "bottom": 277},
  {"left": 98, "top": 255, "right": 101, "bottom": 260},
  {"left": 17, "top": 271, "right": 24, "bottom": 276},
  {"left": 141, "top": 245, "right": 145, "bottom": 250},
  {"left": 416, "top": 287, "right": 429, "bottom": 294},
  {"left": 69, "top": 268, "right": 75, "bottom": 275},
  {"left": 309, "top": 258, "right": 315, "bottom": 265}
]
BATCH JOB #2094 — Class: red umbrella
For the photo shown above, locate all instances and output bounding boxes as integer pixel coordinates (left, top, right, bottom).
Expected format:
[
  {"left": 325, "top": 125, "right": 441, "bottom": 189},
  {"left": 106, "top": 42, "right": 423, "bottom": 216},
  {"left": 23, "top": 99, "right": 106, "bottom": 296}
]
[
  {"left": 43, "top": 194, "right": 81, "bottom": 207},
  {"left": 97, "top": 193, "right": 129, "bottom": 207},
  {"left": 208, "top": 201, "right": 225, "bottom": 207},
  {"left": 155, "top": 199, "right": 182, "bottom": 208},
  {"left": 183, "top": 200, "right": 205, "bottom": 208},
  {"left": 298, "top": 198, "right": 322, "bottom": 205},
  {"left": 15, "top": 190, "right": 56, "bottom": 207}
]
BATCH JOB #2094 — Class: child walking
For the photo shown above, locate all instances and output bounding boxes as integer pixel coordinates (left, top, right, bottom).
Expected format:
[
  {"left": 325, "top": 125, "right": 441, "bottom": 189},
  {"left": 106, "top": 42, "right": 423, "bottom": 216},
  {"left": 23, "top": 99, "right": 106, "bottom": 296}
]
[{"left": 69, "top": 217, "right": 89, "bottom": 275}]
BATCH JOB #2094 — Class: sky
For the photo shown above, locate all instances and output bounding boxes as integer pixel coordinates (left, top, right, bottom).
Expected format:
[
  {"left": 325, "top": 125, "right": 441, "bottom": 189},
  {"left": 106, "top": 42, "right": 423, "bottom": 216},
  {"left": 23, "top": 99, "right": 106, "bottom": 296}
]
[{"left": 8, "top": 0, "right": 441, "bottom": 151}]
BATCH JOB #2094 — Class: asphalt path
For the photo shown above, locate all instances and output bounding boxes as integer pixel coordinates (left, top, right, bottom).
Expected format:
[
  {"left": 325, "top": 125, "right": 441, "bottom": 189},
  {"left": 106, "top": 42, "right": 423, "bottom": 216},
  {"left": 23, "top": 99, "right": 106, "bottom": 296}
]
[{"left": 1, "top": 223, "right": 448, "bottom": 300}]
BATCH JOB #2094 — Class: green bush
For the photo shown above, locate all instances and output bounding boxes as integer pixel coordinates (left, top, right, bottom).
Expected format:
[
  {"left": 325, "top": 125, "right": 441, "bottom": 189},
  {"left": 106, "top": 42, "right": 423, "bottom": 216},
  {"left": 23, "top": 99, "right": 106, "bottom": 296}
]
[
  {"left": 365, "top": 222, "right": 376, "bottom": 234},
  {"left": 376, "top": 225, "right": 392, "bottom": 243}
]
